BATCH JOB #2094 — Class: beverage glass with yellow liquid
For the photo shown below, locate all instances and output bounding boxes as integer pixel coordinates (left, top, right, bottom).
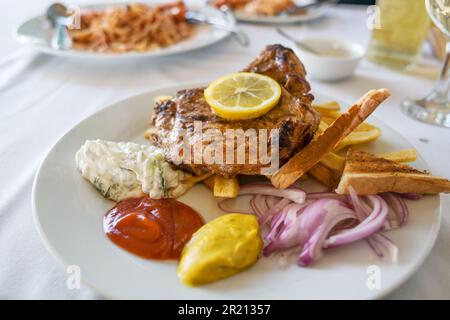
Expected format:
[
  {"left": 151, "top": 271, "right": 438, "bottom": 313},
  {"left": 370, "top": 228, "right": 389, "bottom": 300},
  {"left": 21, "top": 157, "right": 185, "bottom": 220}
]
[
  {"left": 367, "top": 0, "right": 430, "bottom": 70},
  {"left": 402, "top": 0, "right": 450, "bottom": 127}
]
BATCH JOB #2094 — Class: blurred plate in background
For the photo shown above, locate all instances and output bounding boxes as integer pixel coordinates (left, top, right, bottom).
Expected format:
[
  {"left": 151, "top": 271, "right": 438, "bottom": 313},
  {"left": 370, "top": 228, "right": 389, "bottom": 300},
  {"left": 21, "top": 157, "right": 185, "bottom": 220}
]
[
  {"left": 234, "top": 0, "right": 337, "bottom": 24},
  {"left": 15, "top": 1, "right": 233, "bottom": 60}
]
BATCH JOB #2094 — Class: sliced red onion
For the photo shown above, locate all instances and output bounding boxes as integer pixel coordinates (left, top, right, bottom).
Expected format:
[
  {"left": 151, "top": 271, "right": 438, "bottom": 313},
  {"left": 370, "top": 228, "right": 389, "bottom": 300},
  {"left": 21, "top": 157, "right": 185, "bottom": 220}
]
[
  {"left": 366, "top": 236, "right": 384, "bottom": 258},
  {"left": 218, "top": 198, "right": 253, "bottom": 214},
  {"left": 239, "top": 183, "right": 306, "bottom": 204},
  {"left": 398, "top": 193, "right": 422, "bottom": 201},
  {"left": 250, "top": 194, "right": 268, "bottom": 217},
  {"left": 383, "top": 219, "right": 393, "bottom": 231},
  {"left": 380, "top": 193, "right": 408, "bottom": 228},
  {"left": 371, "top": 232, "right": 398, "bottom": 262},
  {"left": 323, "top": 195, "right": 388, "bottom": 249},
  {"left": 265, "top": 195, "right": 281, "bottom": 208},
  {"left": 215, "top": 182, "right": 412, "bottom": 267},
  {"left": 260, "top": 198, "right": 292, "bottom": 225},
  {"left": 297, "top": 199, "right": 356, "bottom": 266},
  {"left": 264, "top": 203, "right": 309, "bottom": 255},
  {"left": 347, "top": 186, "right": 371, "bottom": 221},
  {"left": 307, "top": 192, "right": 347, "bottom": 201}
]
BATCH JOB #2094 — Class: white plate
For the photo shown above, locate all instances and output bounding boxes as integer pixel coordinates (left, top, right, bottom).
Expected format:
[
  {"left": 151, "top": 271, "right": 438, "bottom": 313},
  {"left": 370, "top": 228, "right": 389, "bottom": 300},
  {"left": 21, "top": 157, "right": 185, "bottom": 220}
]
[
  {"left": 234, "top": 1, "right": 336, "bottom": 24},
  {"left": 32, "top": 84, "right": 441, "bottom": 299},
  {"left": 15, "top": 1, "right": 232, "bottom": 60}
]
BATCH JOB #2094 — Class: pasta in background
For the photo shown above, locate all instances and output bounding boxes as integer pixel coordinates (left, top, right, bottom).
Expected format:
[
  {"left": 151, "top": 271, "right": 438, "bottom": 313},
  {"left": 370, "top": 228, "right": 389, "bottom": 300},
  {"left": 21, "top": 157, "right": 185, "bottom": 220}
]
[{"left": 69, "top": 1, "right": 195, "bottom": 53}]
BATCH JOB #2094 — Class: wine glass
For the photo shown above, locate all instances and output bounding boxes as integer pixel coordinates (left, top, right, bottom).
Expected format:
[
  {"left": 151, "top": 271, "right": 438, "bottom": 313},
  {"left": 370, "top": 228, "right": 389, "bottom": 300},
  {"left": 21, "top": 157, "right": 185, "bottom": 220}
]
[{"left": 402, "top": 0, "right": 450, "bottom": 127}]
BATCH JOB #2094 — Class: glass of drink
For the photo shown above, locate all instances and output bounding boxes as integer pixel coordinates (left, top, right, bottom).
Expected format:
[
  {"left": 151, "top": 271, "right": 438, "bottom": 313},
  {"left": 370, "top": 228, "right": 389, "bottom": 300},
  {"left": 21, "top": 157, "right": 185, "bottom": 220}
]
[
  {"left": 367, "top": 0, "right": 430, "bottom": 70},
  {"left": 402, "top": 0, "right": 450, "bottom": 127}
]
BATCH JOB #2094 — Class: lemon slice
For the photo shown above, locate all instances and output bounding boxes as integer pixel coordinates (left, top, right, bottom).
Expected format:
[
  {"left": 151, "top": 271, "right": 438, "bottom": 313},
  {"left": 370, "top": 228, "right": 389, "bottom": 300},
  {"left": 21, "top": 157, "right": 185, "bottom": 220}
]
[{"left": 204, "top": 72, "right": 282, "bottom": 120}]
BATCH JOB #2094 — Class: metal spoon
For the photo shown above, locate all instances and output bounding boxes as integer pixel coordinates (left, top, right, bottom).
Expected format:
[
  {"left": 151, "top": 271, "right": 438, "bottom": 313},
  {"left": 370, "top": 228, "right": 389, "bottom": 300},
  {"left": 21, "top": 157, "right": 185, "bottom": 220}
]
[
  {"left": 46, "top": 3, "right": 73, "bottom": 50},
  {"left": 276, "top": 28, "right": 322, "bottom": 55}
]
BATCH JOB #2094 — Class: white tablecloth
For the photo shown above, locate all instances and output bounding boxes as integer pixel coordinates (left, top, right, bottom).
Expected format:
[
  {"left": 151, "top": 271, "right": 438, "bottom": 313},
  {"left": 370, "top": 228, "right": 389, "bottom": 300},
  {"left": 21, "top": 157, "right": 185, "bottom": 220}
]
[{"left": 0, "top": 0, "right": 449, "bottom": 299}]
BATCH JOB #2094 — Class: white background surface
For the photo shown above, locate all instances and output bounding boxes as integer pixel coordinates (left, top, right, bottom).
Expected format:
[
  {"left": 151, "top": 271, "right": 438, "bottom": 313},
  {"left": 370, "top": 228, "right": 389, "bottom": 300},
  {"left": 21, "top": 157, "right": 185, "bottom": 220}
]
[{"left": 0, "top": 0, "right": 449, "bottom": 299}]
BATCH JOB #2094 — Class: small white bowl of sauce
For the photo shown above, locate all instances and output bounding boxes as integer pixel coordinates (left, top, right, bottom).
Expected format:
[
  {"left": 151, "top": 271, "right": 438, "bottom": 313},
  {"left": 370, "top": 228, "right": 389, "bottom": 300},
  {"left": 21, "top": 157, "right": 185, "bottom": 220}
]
[{"left": 294, "top": 37, "right": 365, "bottom": 81}]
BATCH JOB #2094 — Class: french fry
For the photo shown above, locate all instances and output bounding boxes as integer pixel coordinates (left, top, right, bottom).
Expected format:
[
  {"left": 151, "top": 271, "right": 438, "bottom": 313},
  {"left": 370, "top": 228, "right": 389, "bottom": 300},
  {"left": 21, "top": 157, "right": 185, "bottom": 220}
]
[
  {"left": 313, "top": 101, "right": 341, "bottom": 116},
  {"left": 308, "top": 163, "right": 341, "bottom": 188},
  {"left": 213, "top": 176, "right": 240, "bottom": 198},
  {"left": 319, "top": 114, "right": 380, "bottom": 132},
  {"left": 377, "top": 149, "right": 417, "bottom": 163},
  {"left": 271, "top": 89, "right": 391, "bottom": 189},
  {"left": 202, "top": 175, "right": 216, "bottom": 190},
  {"left": 334, "top": 128, "right": 382, "bottom": 150},
  {"left": 185, "top": 173, "right": 214, "bottom": 185},
  {"left": 316, "top": 120, "right": 330, "bottom": 134},
  {"left": 354, "top": 121, "right": 379, "bottom": 132},
  {"left": 319, "top": 152, "right": 346, "bottom": 172}
]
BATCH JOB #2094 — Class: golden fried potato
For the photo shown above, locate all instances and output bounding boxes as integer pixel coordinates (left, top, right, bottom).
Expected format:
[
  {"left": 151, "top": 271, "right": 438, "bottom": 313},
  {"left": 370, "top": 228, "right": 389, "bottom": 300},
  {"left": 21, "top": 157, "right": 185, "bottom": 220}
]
[
  {"left": 308, "top": 163, "right": 341, "bottom": 188},
  {"left": 313, "top": 101, "right": 341, "bottom": 116},
  {"left": 376, "top": 149, "right": 417, "bottom": 163},
  {"left": 213, "top": 176, "right": 240, "bottom": 198}
]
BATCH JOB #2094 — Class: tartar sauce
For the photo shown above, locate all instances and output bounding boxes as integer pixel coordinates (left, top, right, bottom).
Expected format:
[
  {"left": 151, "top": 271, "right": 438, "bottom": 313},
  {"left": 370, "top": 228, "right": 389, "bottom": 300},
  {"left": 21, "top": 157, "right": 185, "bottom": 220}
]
[{"left": 75, "top": 140, "right": 192, "bottom": 201}]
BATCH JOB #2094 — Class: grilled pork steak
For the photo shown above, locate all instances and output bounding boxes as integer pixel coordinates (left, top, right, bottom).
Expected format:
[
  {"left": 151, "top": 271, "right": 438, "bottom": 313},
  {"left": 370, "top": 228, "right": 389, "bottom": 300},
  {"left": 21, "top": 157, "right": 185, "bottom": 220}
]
[{"left": 149, "top": 44, "right": 320, "bottom": 177}]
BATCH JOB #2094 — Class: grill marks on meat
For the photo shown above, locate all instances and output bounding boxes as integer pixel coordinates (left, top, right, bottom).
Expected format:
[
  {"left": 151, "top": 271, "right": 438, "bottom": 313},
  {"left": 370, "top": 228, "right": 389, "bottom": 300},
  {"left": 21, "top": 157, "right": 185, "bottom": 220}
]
[{"left": 150, "top": 44, "right": 320, "bottom": 177}]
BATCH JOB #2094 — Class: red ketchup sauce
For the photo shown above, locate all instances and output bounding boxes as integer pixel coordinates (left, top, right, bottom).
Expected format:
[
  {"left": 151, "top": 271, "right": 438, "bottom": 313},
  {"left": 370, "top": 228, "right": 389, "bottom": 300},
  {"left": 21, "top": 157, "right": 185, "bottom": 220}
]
[{"left": 104, "top": 196, "right": 204, "bottom": 260}]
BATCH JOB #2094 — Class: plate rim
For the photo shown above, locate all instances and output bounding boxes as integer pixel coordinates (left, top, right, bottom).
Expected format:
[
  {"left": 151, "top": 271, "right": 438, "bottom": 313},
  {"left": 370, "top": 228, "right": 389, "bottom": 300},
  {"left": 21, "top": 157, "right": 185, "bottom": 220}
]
[{"left": 32, "top": 84, "right": 443, "bottom": 299}]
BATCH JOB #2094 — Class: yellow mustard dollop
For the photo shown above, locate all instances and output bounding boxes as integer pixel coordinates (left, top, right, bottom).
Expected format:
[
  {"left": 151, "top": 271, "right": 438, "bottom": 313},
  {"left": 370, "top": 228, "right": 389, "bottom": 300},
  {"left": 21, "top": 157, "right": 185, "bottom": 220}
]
[{"left": 177, "top": 213, "right": 263, "bottom": 286}]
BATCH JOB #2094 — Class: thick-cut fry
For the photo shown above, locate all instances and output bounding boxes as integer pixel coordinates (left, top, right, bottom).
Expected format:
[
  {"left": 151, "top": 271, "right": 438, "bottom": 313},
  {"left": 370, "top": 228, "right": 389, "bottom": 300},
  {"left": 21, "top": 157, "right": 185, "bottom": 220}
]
[
  {"left": 334, "top": 128, "right": 382, "bottom": 150},
  {"left": 271, "top": 89, "right": 391, "bottom": 189},
  {"left": 202, "top": 175, "right": 216, "bottom": 190},
  {"left": 317, "top": 118, "right": 382, "bottom": 151},
  {"left": 377, "top": 149, "right": 417, "bottom": 163},
  {"left": 319, "top": 112, "right": 379, "bottom": 132},
  {"left": 185, "top": 173, "right": 214, "bottom": 185},
  {"left": 308, "top": 163, "right": 341, "bottom": 188},
  {"left": 313, "top": 101, "right": 341, "bottom": 116},
  {"left": 213, "top": 176, "right": 240, "bottom": 198},
  {"left": 319, "top": 152, "right": 346, "bottom": 172}
]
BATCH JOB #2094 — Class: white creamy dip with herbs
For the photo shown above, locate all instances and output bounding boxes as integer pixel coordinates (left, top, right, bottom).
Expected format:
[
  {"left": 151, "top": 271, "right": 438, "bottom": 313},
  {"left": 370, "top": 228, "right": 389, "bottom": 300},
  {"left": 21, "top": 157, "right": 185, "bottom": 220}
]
[{"left": 75, "top": 140, "right": 192, "bottom": 201}]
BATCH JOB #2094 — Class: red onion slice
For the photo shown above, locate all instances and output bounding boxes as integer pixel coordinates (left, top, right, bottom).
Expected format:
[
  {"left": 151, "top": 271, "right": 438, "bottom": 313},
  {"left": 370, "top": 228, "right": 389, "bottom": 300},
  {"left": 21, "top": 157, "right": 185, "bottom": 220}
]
[
  {"left": 380, "top": 193, "right": 408, "bottom": 228},
  {"left": 348, "top": 186, "right": 371, "bottom": 221},
  {"left": 260, "top": 198, "right": 292, "bottom": 225},
  {"left": 367, "top": 236, "right": 384, "bottom": 258},
  {"left": 218, "top": 198, "right": 253, "bottom": 214},
  {"left": 264, "top": 203, "right": 310, "bottom": 255},
  {"left": 265, "top": 195, "right": 281, "bottom": 208},
  {"left": 307, "top": 192, "right": 347, "bottom": 201},
  {"left": 370, "top": 232, "right": 398, "bottom": 262},
  {"left": 398, "top": 193, "right": 422, "bottom": 201},
  {"left": 214, "top": 182, "right": 414, "bottom": 267},
  {"left": 323, "top": 195, "right": 388, "bottom": 249},
  {"left": 250, "top": 194, "right": 268, "bottom": 218},
  {"left": 297, "top": 199, "right": 356, "bottom": 266},
  {"left": 239, "top": 183, "right": 306, "bottom": 204}
]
